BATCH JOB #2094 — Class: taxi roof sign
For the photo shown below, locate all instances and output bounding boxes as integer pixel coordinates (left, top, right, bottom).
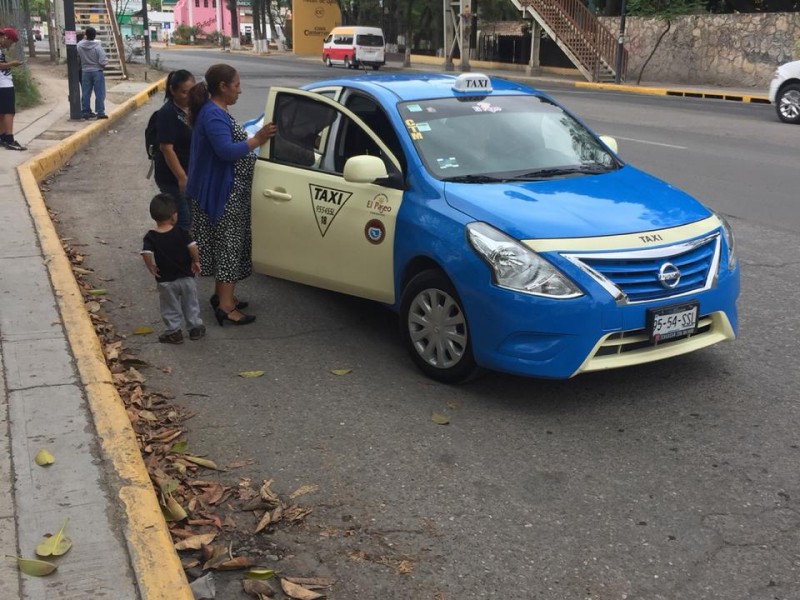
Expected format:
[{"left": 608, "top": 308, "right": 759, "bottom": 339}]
[{"left": 452, "top": 73, "right": 492, "bottom": 93}]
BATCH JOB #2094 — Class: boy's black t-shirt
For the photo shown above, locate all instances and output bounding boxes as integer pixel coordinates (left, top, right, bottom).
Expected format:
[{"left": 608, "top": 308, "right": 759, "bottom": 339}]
[
  {"left": 154, "top": 101, "right": 192, "bottom": 188},
  {"left": 142, "top": 226, "right": 195, "bottom": 283}
]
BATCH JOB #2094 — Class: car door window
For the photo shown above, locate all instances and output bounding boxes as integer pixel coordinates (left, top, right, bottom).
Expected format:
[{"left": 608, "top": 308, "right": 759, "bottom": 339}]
[
  {"left": 270, "top": 94, "right": 338, "bottom": 169},
  {"left": 341, "top": 93, "right": 406, "bottom": 173}
]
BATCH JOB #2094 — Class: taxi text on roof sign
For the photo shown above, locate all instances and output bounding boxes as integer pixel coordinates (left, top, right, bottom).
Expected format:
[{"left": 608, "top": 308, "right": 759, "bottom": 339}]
[{"left": 452, "top": 73, "right": 493, "bottom": 93}]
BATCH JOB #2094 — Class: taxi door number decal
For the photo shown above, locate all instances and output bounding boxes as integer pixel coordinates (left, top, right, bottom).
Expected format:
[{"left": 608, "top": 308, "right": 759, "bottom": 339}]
[{"left": 310, "top": 184, "right": 353, "bottom": 237}]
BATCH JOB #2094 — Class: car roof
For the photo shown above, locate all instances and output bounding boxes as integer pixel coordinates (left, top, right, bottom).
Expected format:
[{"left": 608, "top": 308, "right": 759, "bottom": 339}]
[{"left": 302, "top": 73, "right": 544, "bottom": 103}]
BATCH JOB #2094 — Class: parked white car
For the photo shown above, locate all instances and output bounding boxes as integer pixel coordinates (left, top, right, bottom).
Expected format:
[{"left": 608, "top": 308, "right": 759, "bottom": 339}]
[{"left": 769, "top": 59, "right": 800, "bottom": 124}]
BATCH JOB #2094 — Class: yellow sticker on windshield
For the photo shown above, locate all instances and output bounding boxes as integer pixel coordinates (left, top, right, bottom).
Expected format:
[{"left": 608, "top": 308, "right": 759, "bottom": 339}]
[{"left": 405, "top": 119, "right": 424, "bottom": 141}]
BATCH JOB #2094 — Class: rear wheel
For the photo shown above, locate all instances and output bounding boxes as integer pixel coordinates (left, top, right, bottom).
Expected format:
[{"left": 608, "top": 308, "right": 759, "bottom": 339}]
[
  {"left": 400, "top": 269, "right": 478, "bottom": 383},
  {"left": 344, "top": 56, "right": 351, "bottom": 69},
  {"left": 372, "top": 65, "right": 381, "bottom": 71},
  {"left": 776, "top": 83, "right": 800, "bottom": 124},
  {"left": 324, "top": 55, "right": 332, "bottom": 67}
]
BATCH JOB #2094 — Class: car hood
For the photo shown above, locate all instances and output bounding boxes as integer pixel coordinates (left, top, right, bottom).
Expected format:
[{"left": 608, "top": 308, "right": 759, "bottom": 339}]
[{"left": 443, "top": 166, "right": 712, "bottom": 240}]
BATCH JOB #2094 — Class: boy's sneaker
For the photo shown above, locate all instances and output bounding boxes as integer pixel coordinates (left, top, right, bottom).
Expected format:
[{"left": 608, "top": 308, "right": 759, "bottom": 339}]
[
  {"left": 96, "top": 114, "right": 109, "bottom": 120},
  {"left": 4, "top": 140, "right": 26, "bottom": 151},
  {"left": 81, "top": 113, "right": 95, "bottom": 121},
  {"left": 189, "top": 325, "right": 206, "bottom": 341},
  {"left": 158, "top": 330, "right": 184, "bottom": 344}
]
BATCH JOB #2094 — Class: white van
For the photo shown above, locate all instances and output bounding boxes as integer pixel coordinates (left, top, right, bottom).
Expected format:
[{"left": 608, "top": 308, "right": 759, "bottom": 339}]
[{"left": 322, "top": 26, "right": 385, "bottom": 71}]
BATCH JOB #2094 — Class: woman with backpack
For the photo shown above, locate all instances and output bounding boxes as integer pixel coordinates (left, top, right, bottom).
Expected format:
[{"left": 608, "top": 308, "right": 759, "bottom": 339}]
[{"left": 153, "top": 70, "right": 195, "bottom": 231}]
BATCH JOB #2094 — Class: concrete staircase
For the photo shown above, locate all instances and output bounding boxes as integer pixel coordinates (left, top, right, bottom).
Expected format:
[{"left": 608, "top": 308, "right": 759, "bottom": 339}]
[
  {"left": 512, "top": 0, "right": 626, "bottom": 83},
  {"left": 74, "top": 0, "right": 127, "bottom": 79}
]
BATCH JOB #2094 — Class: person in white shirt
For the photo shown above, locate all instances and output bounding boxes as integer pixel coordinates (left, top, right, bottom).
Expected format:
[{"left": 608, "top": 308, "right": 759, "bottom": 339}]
[{"left": 0, "top": 27, "right": 26, "bottom": 151}]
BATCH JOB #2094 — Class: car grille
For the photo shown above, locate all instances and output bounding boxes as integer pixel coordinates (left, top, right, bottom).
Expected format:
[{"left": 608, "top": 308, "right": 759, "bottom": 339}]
[
  {"left": 565, "top": 233, "right": 720, "bottom": 304},
  {"left": 594, "top": 315, "right": 714, "bottom": 356}
]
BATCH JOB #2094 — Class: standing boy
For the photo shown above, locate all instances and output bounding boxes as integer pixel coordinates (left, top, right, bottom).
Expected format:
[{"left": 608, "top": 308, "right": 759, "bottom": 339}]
[
  {"left": 76, "top": 26, "right": 108, "bottom": 120},
  {"left": 141, "top": 193, "right": 205, "bottom": 344},
  {"left": 0, "top": 27, "right": 26, "bottom": 151}
]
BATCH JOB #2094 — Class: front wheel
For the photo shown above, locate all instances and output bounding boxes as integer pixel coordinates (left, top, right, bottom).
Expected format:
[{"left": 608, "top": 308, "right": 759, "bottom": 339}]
[
  {"left": 344, "top": 56, "right": 351, "bottom": 69},
  {"left": 400, "top": 269, "right": 478, "bottom": 383},
  {"left": 324, "top": 55, "right": 332, "bottom": 67},
  {"left": 372, "top": 65, "right": 381, "bottom": 71},
  {"left": 776, "top": 83, "right": 800, "bottom": 124}
]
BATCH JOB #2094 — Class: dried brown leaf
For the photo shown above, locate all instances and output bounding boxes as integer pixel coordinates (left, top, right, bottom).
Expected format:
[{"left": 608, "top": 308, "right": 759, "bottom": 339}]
[
  {"left": 242, "top": 579, "right": 277, "bottom": 598},
  {"left": 254, "top": 510, "right": 272, "bottom": 534},
  {"left": 174, "top": 533, "right": 217, "bottom": 551},
  {"left": 280, "top": 578, "right": 324, "bottom": 600},
  {"left": 284, "top": 577, "right": 336, "bottom": 588},
  {"left": 289, "top": 484, "right": 318, "bottom": 499}
]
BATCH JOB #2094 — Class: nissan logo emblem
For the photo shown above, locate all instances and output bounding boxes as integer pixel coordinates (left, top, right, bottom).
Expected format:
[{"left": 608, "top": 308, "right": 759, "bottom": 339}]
[{"left": 658, "top": 262, "right": 681, "bottom": 289}]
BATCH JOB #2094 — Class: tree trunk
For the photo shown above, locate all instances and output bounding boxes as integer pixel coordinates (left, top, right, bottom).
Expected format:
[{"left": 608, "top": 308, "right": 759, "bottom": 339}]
[
  {"left": 636, "top": 19, "right": 670, "bottom": 85},
  {"left": 45, "top": 0, "right": 57, "bottom": 61},
  {"left": 22, "top": 0, "right": 36, "bottom": 57}
]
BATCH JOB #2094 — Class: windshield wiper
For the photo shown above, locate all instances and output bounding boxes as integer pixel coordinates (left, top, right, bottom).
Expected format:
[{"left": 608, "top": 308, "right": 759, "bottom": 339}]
[
  {"left": 442, "top": 174, "right": 506, "bottom": 183},
  {"left": 512, "top": 164, "right": 614, "bottom": 180}
]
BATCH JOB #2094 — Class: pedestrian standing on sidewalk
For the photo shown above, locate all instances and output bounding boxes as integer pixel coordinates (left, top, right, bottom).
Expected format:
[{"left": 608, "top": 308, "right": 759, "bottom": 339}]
[
  {"left": 0, "top": 27, "right": 27, "bottom": 151},
  {"left": 186, "top": 63, "right": 276, "bottom": 327},
  {"left": 77, "top": 26, "right": 108, "bottom": 120},
  {"left": 154, "top": 69, "right": 195, "bottom": 231},
  {"left": 141, "top": 193, "right": 205, "bottom": 344}
]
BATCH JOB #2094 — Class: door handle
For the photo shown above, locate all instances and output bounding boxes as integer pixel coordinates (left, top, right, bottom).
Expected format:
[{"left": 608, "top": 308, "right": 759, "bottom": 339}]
[{"left": 263, "top": 189, "right": 292, "bottom": 201}]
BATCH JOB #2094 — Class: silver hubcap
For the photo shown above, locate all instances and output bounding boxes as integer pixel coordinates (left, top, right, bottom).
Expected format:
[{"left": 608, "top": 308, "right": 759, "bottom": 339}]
[
  {"left": 408, "top": 288, "right": 467, "bottom": 369},
  {"left": 779, "top": 90, "right": 800, "bottom": 120}
]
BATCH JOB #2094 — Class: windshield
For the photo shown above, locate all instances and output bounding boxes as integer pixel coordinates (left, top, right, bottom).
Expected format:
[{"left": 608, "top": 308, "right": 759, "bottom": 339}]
[
  {"left": 399, "top": 95, "right": 620, "bottom": 181},
  {"left": 356, "top": 34, "right": 384, "bottom": 47}
]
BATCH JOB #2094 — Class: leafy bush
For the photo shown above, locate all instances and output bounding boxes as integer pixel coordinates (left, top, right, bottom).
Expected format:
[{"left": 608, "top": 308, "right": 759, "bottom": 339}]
[
  {"left": 12, "top": 66, "right": 40, "bottom": 108},
  {"left": 173, "top": 24, "right": 199, "bottom": 45},
  {"left": 203, "top": 30, "right": 230, "bottom": 47}
]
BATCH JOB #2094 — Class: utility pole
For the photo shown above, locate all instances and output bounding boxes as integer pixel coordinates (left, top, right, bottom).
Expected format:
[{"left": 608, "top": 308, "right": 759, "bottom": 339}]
[
  {"left": 63, "top": 0, "right": 82, "bottom": 119},
  {"left": 142, "top": 0, "right": 151, "bottom": 65},
  {"left": 614, "top": 0, "right": 627, "bottom": 84}
]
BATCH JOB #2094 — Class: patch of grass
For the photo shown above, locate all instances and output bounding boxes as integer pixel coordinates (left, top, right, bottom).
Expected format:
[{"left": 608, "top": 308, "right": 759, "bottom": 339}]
[{"left": 12, "top": 66, "right": 41, "bottom": 109}]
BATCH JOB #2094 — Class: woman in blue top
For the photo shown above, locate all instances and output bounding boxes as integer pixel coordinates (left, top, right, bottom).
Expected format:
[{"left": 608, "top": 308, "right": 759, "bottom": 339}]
[
  {"left": 155, "top": 69, "right": 195, "bottom": 231},
  {"left": 186, "top": 64, "right": 276, "bottom": 326}
]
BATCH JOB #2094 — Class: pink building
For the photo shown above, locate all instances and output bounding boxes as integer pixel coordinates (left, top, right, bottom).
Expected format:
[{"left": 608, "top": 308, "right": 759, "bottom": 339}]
[{"left": 172, "top": 0, "right": 235, "bottom": 37}]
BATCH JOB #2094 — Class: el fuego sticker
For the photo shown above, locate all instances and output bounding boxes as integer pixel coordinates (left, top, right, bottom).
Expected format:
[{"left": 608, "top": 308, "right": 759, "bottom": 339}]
[
  {"left": 365, "top": 219, "right": 385, "bottom": 245},
  {"left": 310, "top": 184, "right": 353, "bottom": 237}
]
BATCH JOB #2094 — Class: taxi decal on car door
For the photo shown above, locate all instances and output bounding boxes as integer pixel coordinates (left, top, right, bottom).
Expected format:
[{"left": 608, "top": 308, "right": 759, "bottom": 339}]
[{"left": 251, "top": 88, "right": 404, "bottom": 304}]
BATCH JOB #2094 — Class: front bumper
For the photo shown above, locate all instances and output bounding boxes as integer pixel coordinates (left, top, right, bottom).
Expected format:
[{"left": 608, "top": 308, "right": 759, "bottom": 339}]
[{"left": 455, "top": 250, "right": 739, "bottom": 380}]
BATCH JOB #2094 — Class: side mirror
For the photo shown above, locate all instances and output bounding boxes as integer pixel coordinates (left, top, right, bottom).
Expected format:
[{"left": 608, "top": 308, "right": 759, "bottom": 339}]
[
  {"left": 599, "top": 135, "right": 618, "bottom": 154},
  {"left": 343, "top": 155, "right": 388, "bottom": 183}
]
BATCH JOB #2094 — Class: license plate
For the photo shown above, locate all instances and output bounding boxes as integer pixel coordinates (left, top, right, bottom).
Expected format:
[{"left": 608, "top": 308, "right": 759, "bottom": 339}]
[{"left": 647, "top": 302, "right": 698, "bottom": 342}]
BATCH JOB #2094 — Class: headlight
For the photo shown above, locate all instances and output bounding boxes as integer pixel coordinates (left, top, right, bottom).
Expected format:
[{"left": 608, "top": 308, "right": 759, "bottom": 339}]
[
  {"left": 466, "top": 222, "right": 582, "bottom": 298},
  {"left": 713, "top": 211, "right": 737, "bottom": 270}
]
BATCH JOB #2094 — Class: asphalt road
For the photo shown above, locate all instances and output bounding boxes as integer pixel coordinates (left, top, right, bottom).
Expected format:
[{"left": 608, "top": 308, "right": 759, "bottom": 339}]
[{"left": 43, "top": 51, "right": 800, "bottom": 599}]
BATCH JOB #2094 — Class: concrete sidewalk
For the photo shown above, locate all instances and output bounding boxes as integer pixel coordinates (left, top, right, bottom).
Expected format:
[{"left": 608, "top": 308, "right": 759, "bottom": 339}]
[
  {"left": 0, "top": 52, "right": 772, "bottom": 599},
  {"left": 0, "top": 62, "right": 188, "bottom": 599}
]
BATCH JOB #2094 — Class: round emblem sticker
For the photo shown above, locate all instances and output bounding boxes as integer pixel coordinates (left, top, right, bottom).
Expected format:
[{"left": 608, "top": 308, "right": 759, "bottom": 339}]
[{"left": 365, "top": 219, "right": 385, "bottom": 245}]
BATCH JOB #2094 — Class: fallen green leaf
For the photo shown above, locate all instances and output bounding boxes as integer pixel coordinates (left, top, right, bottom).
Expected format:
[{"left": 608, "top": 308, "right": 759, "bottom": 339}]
[
  {"left": 330, "top": 368, "right": 352, "bottom": 376},
  {"left": 35, "top": 519, "right": 72, "bottom": 557},
  {"left": 86, "top": 288, "right": 107, "bottom": 296},
  {"left": 183, "top": 455, "right": 220, "bottom": 470},
  {"left": 238, "top": 370, "right": 265, "bottom": 378},
  {"left": 132, "top": 326, "right": 154, "bottom": 335},
  {"left": 34, "top": 449, "right": 55, "bottom": 466},
  {"left": 431, "top": 412, "right": 450, "bottom": 425},
  {"left": 245, "top": 568, "right": 276, "bottom": 580},
  {"left": 162, "top": 494, "right": 187, "bottom": 522},
  {"left": 159, "top": 478, "right": 179, "bottom": 495},
  {"left": 7, "top": 555, "right": 57, "bottom": 577},
  {"left": 170, "top": 440, "right": 188, "bottom": 454}
]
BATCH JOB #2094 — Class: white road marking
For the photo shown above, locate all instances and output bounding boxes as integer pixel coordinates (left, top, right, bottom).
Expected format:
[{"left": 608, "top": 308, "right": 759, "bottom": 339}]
[{"left": 613, "top": 136, "right": 688, "bottom": 150}]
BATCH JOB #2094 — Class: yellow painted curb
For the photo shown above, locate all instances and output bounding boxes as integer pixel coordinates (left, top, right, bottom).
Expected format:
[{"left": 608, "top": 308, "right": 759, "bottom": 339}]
[
  {"left": 575, "top": 80, "right": 770, "bottom": 103},
  {"left": 17, "top": 76, "right": 193, "bottom": 600}
]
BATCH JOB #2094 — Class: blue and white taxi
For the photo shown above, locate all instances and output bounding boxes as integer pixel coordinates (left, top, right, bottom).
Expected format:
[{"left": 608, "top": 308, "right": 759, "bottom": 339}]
[{"left": 250, "top": 73, "right": 739, "bottom": 382}]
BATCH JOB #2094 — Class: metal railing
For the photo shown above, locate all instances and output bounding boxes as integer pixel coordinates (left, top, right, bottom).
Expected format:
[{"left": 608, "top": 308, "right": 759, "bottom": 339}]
[{"left": 519, "top": 0, "right": 627, "bottom": 81}]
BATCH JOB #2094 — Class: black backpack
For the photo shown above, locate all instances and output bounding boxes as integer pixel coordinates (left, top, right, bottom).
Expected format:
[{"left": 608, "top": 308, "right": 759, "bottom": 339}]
[{"left": 145, "top": 110, "right": 159, "bottom": 179}]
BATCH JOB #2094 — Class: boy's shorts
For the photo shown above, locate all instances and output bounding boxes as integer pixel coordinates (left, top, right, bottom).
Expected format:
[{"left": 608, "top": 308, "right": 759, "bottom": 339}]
[{"left": 0, "top": 87, "right": 15, "bottom": 115}]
